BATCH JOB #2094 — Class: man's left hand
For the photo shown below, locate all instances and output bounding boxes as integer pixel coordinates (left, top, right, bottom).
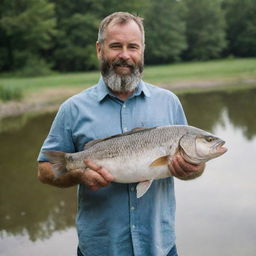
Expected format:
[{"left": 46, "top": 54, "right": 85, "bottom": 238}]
[{"left": 168, "top": 154, "right": 205, "bottom": 180}]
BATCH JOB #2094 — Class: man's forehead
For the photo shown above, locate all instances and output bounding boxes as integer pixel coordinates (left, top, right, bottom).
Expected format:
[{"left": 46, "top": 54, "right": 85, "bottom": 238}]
[{"left": 105, "top": 20, "right": 142, "bottom": 42}]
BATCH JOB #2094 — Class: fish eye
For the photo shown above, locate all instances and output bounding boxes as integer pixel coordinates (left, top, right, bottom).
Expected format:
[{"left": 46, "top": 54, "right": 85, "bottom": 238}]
[{"left": 205, "top": 136, "right": 215, "bottom": 142}]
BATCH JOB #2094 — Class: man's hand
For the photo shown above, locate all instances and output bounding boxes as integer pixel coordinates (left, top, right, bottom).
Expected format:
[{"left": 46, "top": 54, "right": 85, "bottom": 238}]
[
  {"left": 38, "top": 160, "right": 114, "bottom": 189},
  {"left": 80, "top": 159, "right": 114, "bottom": 191},
  {"left": 168, "top": 154, "right": 205, "bottom": 180}
]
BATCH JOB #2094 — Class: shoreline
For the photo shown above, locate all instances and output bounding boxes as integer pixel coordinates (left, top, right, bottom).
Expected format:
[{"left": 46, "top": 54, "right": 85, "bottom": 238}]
[{"left": 0, "top": 79, "right": 256, "bottom": 120}]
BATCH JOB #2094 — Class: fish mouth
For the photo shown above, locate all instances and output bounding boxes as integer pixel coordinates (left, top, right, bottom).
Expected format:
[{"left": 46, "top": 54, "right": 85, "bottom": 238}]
[{"left": 213, "top": 140, "right": 228, "bottom": 154}]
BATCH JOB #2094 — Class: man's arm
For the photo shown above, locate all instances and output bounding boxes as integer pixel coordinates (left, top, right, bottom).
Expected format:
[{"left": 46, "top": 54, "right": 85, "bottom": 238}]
[
  {"left": 168, "top": 154, "right": 205, "bottom": 180},
  {"left": 38, "top": 160, "right": 114, "bottom": 189}
]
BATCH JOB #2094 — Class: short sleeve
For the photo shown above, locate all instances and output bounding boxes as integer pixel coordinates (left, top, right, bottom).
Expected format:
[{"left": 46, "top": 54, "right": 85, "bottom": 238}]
[
  {"left": 37, "top": 102, "right": 75, "bottom": 162},
  {"left": 174, "top": 96, "right": 188, "bottom": 125}
]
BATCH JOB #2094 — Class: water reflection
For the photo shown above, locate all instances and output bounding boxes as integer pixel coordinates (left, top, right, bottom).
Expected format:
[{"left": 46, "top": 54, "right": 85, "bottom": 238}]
[
  {"left": 180, "top": 88, "right": 256, "bottom": 139},
  {"left": 0, "top": 113, "right": 77, "bottom": 242},
  {"left": 0, "top": 88, "right": 256, "bottom": 255},
  {"left": 175, "top": 109, "right": 256, "bottom": 256}
]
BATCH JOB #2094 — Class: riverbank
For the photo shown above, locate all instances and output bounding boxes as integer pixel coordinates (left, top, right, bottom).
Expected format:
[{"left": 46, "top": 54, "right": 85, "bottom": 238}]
[
  {"left": 1, "top": 79, "right": 255, "bottom": 120},
  {"left": 1, "top": 58, "right": 255, "bottom": 119}
]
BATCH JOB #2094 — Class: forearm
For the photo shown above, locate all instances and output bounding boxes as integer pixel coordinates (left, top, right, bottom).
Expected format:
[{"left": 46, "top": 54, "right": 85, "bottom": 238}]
[{"left": 38, "top": 162, "right": 83, "bottom": 188}]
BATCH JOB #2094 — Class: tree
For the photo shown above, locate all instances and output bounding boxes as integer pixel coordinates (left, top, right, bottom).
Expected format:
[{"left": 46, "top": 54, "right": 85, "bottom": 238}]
[
  {"left": 0, "top": 0, "right": 56, "bottom": 74},
  {"left": 143, "top": 0, "right": 187, "bottom": 64},
  {"left": 223, "top": 0, "right": 256, "bottom": 57},
  {"left": 183, "top": 0, "right": 226, "bottom": 60}
]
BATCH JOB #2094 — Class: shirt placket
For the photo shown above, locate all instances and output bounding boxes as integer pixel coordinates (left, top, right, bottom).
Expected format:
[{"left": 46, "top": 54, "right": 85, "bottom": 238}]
[
  {"left": 120, "top": 101, "right": 141, "bottom": 255},
  {"left": 120, "top": 102, "right": 129, "bottom": 133},
  {"left": 129, "top": 183, "right": 142, "bottom": 255}
]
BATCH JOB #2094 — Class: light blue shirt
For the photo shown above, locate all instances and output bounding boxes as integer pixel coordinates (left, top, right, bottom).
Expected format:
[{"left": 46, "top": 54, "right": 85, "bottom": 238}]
[{"left": 38, "top": 78, "right": 187, "bottom": 256}]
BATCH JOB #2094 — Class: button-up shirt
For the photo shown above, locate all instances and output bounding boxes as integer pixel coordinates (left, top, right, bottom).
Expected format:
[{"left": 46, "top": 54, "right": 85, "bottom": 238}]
[{"left": 38, "top": 78, "right": 187, "bottom": 256}]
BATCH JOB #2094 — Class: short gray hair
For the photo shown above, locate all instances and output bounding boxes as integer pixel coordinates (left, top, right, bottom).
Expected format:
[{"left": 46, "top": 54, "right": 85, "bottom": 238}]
[{"left": 97, "top": 12, "right": 145, "bottom": 45}]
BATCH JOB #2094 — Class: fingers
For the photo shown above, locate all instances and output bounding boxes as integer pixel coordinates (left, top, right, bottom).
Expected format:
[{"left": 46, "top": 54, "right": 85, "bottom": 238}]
[
  {"left": 84, "top": 159, "right": 114, "bottom": 182},
  {"left": 83, "top": 169, "right": 109, "bottom": 191},
  {"left": 169, "top": 155, "right": 189, "bottom": 178},
  {"left": 169, "top": 154, "right": 202, "bottom": 179},
  {"left": 81, "top": 159, "right": 114, "bottom": 191}
]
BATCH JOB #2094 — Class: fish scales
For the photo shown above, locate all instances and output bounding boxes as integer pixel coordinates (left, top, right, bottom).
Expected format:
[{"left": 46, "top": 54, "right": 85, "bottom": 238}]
[
  {"left": 43, "top": 125, "right": 227, "bottom": 198},
  {"left": 83, "top": 126, "right": 186, "bottom": 159}
]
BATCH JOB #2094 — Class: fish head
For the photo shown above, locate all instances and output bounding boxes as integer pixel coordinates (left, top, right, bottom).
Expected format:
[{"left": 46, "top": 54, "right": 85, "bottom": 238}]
[{"left": 179, "top": 133, "right": 227, "bottom": 164}]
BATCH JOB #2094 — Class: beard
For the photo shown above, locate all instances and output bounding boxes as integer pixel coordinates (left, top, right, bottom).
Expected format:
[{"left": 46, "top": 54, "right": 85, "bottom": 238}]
[{"left": 100, "top": 56, "right": 144, "bottom": 93}]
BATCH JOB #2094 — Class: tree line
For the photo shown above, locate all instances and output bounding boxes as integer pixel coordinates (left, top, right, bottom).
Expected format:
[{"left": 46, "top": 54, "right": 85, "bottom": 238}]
[{"left": 0, "top": 0, "right": 255, "bottom": 75}]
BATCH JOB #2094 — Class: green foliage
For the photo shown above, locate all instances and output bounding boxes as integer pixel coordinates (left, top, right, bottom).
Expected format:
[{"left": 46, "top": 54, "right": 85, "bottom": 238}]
[
  {"left": 144, "top": 0, "right": 187, "bottom": 64},
  {"left": 183, "top": 0, "right": 227, "bottom": 60},
  {"left": 0, "top": 84, "right": 23, "bottom": 101},
  {"left": 0, "top": 0, "right": 255, "bottom": 74},
  {"left": 0, "top": 0, "right": 56, "bottom": 72},
  {"left": 223, "top": 0, "right": 256, "bottom": 57},
  {"left": 16, "top": 55, "right": 53, "bottom": 77},
  {"left": 52, "top": 12, "right": 99, "bottom": 71}
]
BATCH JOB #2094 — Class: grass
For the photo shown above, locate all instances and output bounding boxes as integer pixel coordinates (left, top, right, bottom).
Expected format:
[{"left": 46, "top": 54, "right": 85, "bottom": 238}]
[
  {"left": 0, "top": 84, "right": 23, "bottom": 101},
  {"left": 0, "top": 58, "right": 255, "bottom": 98},
  {"left": 143, "top": 58, "right": 256, "bottom": 84}
]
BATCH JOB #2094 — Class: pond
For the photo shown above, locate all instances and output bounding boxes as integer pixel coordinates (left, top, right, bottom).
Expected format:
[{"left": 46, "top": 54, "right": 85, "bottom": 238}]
[{"left": 0, "top": 88, "right": 256, "bottom": 256}]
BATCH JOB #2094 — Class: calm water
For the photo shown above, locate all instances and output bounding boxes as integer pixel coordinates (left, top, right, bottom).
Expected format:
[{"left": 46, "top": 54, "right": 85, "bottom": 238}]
[{"left": 0, "top": 88, "right": 256, "bottom": 256}]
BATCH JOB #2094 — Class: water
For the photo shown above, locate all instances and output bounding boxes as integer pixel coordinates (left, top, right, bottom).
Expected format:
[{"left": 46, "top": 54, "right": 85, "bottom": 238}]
[
  {"left": 0, "top": 88, "right": 256, "bottom": 256},
  {"left": 176, "top": 90, "right": 256, "bottom": 256}
]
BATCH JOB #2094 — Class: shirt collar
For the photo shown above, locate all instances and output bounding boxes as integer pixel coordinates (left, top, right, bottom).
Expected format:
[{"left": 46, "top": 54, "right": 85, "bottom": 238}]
[{"left": 96, "top": 77, "right": 151, "bottom": 102}]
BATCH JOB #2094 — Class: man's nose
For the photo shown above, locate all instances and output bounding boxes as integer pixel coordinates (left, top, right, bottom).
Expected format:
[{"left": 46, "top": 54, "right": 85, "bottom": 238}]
[{"left": 118, "top": 48, "right": 130, "bottom": 60}]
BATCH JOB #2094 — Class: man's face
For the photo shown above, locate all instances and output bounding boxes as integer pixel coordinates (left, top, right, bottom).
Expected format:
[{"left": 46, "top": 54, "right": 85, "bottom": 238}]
[{"left": 96, "top": 20, "right": 144, "bottom": 93}]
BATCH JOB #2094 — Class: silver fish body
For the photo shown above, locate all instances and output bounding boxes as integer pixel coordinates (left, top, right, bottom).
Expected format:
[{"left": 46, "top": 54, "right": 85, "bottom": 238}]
[{"left": 44, "top": 125, "right": 227, "bottom": 197}]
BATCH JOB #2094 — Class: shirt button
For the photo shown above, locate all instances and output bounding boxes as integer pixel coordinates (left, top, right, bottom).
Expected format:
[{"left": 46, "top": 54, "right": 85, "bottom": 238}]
[
  {"left": 131, "top": 187, "right": 135, "bottom": 192},
  {"left": 123, "top": 128, "right": 128, "bottom": 132},
  {"left": 132, "top": 225, "right": 136, "bottom": 229},
  {"left": 131, "top": 206, "right": 135, "bottom": 211},
  {"left": 123, "top": 104, "right": 126, "bottom": 108}
]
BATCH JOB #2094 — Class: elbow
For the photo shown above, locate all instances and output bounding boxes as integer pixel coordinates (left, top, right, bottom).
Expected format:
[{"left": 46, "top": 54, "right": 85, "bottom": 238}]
[
  {"left": 37, "top": 162, "right": 54, "bottom": 184},
  {"left": 37, "top": 169, "right": 47, "bottom": 184}
]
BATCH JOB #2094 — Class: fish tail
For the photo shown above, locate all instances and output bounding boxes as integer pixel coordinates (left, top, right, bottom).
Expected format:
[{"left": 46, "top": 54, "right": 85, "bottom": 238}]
[{"left": 43, "top": 150, "right": 67, "bottom": 178}]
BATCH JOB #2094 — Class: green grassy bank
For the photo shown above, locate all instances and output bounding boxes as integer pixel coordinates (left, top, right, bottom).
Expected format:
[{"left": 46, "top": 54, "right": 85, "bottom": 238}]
[
  {"left": 1, "top": 58, "right": 256, "bottom": 90},
  {"left": 0, "top": 58, "right": 256, "bottom": 100}
]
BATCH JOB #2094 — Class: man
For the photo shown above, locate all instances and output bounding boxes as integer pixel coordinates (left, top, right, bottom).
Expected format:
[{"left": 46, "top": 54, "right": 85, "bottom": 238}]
[{"left": 38, "top": 12, "right": 205, "bottom": 256}]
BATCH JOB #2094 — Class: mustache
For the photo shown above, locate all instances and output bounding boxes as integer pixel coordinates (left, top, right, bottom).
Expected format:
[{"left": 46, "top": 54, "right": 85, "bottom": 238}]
[
  {"left": 100, "top": 55, "right": 144, "bottom": 77},
  {"left": 112, "top": 58, "right": 135, "bottom": 69}
]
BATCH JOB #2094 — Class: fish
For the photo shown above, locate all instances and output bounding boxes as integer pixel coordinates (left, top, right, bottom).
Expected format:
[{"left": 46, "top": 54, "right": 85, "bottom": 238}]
[{"left": 43, "top": 125, "right": 227, "bottom": 198}]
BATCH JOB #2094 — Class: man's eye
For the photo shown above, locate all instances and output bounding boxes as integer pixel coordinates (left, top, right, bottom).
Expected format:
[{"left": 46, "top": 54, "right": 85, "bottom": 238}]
[
  {"left": 129, "top": 45, "right": 139, "bottom": 49},
  {"left": 110, "top": 44, "right": 121, "bottom": 49}
]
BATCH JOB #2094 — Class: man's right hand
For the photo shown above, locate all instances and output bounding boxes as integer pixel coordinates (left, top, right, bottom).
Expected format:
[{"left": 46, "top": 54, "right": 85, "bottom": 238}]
[
  {"left": 38, "top": 160, "right": 114, "bottom": 189},
  {"left": 81, "top": 159, "right": 114, "bottom": 191}
]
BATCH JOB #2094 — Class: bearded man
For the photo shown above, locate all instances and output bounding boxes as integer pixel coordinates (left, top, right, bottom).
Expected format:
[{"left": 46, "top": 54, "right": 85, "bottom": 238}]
[{"left": 38, "top": 12, "right": 204, "bottom": 256}]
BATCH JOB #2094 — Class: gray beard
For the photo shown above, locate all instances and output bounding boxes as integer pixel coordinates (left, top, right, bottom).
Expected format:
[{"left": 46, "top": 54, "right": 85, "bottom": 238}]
[
  {"left": 100, "top": 57, "right": 144, "bottom": 93},
  {"left": 103, "top": 69, "right": 142, "bottom": 93}
]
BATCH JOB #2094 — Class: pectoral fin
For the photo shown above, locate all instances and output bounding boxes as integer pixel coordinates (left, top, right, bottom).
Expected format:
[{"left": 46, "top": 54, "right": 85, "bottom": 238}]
[
  {"left": 136, "top": 180, "right": 153, "bottom": 198},
  {"left": 150, "top": 156, "right": 169, "bottom": 167}
]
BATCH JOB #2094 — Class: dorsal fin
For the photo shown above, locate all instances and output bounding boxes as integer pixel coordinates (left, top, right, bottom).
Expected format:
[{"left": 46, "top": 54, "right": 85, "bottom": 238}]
[{"left": 84, "top": 127, "right": 156, "bottom": 150}]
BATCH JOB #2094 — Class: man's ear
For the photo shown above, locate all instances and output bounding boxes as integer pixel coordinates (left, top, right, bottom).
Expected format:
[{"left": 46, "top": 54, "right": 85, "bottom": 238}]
[{"left": 96, "top": 41, "right": 102, "bottom": 59}]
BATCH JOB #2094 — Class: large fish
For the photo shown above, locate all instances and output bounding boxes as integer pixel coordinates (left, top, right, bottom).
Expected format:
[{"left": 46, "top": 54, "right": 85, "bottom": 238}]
[{"left": 43, "top": 125, "right": 227, "bottom": 198}]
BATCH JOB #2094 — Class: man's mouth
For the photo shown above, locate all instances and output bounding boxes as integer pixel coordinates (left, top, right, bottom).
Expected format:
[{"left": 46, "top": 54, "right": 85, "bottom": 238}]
[
  {"left": 115, "top": 64, "right": 130, "bottom": 67},
  {"left": 113, "top": 59, "right": 134, "bottom": 69}
]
